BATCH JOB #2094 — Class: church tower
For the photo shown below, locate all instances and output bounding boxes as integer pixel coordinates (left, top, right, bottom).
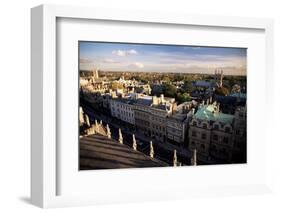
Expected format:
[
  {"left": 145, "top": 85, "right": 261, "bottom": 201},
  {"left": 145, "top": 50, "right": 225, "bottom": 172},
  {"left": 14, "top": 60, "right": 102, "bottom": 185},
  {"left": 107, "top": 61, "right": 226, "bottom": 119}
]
[{"left": 214, "top": 69, "right": 223, "bottom": 87}]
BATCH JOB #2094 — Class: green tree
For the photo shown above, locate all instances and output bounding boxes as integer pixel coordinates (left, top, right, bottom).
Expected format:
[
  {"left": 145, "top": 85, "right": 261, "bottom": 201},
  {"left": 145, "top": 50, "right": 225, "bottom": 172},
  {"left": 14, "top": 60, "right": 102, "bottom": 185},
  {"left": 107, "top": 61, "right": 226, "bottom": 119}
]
[
  {"left": 182, "top": 80, "right": 194, "bottom": 93},
  {"left": 163, "top": 84, "right": 177, "bottom": 97},
  {"left": 176, "top": 92, "right": 191, "bottom": 104}
]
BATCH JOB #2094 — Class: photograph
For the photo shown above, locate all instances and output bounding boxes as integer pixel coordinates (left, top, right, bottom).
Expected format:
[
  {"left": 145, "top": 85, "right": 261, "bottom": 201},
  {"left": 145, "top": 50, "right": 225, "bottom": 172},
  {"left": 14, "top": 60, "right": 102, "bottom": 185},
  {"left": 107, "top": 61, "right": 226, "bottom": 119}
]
[{"left": 79, "top": 41, "right": 247, "bottom": 170}]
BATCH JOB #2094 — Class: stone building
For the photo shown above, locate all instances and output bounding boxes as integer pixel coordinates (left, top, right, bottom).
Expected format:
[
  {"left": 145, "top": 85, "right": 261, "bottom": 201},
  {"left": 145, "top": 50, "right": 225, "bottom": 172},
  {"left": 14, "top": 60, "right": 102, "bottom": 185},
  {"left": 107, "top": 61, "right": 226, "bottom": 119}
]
[
  {"left": 134, "top": 95, "right": 153, "bottom": 136},
  {"left": 232, "top": 106, "right": 247, "bottom": 162},
  {"left": 109, "top": 96, "right": 135, "bottom": 125},
  {"left": 149, "top": 95, "right": 174, "bottom": 142},
  {"left": 188, "top": 102, "right": 238, "bottom": 162},
  {"left": 134, "top": 94, "right": 175, "bottom": 140},
  {"left": 166, "top": 101, "right": 197, "bottom": 145}
]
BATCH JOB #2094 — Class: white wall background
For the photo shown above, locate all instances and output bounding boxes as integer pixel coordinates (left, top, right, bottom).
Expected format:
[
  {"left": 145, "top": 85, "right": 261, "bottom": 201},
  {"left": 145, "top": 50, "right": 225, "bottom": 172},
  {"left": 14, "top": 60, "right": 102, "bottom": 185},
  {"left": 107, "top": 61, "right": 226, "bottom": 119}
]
[{"left": 0, "top": 0, "right": 280, "bottom": 212}]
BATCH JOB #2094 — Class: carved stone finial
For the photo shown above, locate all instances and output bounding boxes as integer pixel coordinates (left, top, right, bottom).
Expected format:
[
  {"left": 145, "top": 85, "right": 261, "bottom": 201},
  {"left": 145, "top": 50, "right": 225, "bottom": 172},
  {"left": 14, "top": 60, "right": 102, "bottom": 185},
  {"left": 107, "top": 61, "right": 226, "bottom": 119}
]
[
  {"left": 132, "top": 134, "right": 137, "bottom": 151},
  {"left": 85, "top": 114, "right": 90, "bottom": 127},
  {"left": 118, "top": 128, "right": 123, "bottom": 144},
  {"left": 150, "top": 141, "right": 154, "bottom": 158},
  {"left": 106, "top": 124, "right": 111, "bottom": 139}
]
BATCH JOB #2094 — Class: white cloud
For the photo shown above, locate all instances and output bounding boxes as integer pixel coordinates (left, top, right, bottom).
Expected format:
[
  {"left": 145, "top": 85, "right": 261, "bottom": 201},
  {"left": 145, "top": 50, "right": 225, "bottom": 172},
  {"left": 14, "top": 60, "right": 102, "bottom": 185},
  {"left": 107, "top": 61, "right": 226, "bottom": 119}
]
[
  {"left": 80, "top": 58, "right": 93, "bottom": 64},
  {"left": 127, "top": 49, "right": 137, "bottom": 55},
  {"left": 112, "top": 49, "right": 138, "bottom": 56},
  {"left": 128, "top": 62, "right": 144, "bottom": 69},
  {"left": 102, "top": 58, "right": 119, "bottom": 63}
]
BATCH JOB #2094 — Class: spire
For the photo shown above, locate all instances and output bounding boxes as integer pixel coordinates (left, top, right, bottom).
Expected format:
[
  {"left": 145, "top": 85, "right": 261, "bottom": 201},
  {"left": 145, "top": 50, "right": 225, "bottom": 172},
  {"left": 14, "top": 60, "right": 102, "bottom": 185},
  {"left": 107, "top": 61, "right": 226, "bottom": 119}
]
[
  {"left": 118, "top": 128, "right": 123, "bottom": 144},
  {"left": 91, "top": 124, "right": 96, "bottom": 135},
  {"left": 150, "top": 141, "right": 154, "bottom": 158},
  {"left": 95, "top": 119, "right": 99, "bottom": 132},
  {"left": 100, "top": 120, "right": 103, "bottom": 125},
  {"left": 85, "top": 114, "right": 90, "bottom": 127},
  {"left": 79, "top": 107, "right": 85, "bottom": 125},
  {"left": 106, "top": 124, "right": 111, "bottom": 139},
  {"left": 132, "top": 134, "right": 137, "bottom": 151},
  {"left": 173, "top": 149, "right": 177, "bottom": 167}
]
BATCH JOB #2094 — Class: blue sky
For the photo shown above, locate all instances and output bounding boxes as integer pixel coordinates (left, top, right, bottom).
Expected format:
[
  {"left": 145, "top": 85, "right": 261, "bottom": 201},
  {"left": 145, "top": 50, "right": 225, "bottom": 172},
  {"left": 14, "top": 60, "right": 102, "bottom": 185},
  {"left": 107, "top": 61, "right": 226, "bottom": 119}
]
[{"left": 79, "top": 41, "right": 246, "bottom": 75}]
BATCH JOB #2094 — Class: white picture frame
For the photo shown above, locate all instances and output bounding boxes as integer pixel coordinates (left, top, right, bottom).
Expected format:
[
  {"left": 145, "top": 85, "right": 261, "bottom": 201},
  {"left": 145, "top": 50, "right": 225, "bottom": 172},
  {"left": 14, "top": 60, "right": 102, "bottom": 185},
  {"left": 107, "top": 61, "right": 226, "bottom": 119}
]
[{"left": 31, "top": 4, "right": 274, "bottom": 208}]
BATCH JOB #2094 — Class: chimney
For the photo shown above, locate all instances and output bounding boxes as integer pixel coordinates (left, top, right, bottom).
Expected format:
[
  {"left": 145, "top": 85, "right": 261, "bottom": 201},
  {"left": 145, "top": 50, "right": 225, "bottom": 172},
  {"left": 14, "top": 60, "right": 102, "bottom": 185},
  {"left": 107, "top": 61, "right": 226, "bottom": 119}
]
[
  {"left": 172, "top": 102, "right": 177, "bottom": 113},
  {"left": 152, "top": 96, "right": 159, "bottom": 105},
  {"left": 191, "top": 108, "right": 195, "bottom": 115},
  {"left": 160, "top": 94, "right": 165, "bottom": 103}
]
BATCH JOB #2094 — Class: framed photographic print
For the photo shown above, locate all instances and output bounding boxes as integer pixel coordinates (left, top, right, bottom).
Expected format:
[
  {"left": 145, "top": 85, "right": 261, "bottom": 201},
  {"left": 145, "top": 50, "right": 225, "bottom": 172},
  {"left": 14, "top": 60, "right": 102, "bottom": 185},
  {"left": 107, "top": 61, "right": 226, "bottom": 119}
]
[{"left": 31, "top": 4, "right": 274, "bottom": 208}]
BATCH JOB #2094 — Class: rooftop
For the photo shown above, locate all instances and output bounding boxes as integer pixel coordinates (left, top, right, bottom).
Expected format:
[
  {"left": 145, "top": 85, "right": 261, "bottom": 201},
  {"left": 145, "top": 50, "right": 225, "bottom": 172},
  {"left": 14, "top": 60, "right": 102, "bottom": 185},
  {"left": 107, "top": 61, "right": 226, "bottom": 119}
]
[
  {"left": 80, "top": 134, "right": 167, "bottom": 170},
  {"left": 194, "top": 104, "right": 234, "bottom": 124},
  {"left": 229, "top": 92, "right": 247, "bottom": 99}
]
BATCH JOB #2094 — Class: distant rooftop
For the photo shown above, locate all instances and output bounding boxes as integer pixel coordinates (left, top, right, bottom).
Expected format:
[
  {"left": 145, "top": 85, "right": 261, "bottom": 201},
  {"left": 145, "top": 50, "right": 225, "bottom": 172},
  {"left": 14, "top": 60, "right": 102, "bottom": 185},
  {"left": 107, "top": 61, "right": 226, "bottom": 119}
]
[
  {"left": 194, "top": 104, "right": 234, "bottom": 124},
  {"left": 168, "top": 101, "right": 194, "bottom": 122},
  {"left": 229, "top": 92, "right": 247, "bottom": 99},
  {"left": 135, "top": 95, "right": 152, "bottom": 106},
  {"left": 194, "top": 80, "right": 214, "bottom": 88}
]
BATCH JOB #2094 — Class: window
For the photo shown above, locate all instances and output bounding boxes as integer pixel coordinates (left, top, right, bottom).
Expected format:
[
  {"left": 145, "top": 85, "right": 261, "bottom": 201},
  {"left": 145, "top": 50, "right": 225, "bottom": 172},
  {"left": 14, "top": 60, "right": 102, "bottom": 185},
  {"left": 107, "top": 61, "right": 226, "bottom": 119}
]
[
  {"left": 192, "top": 131, "right": 197, "bottom": 137},
  {"left": 200, "top": 144, "right": 205, "bottom": 150},
  {"left": 223, "top": 137, "right": 229, "bottom": 144},
  {"left": 225, "top": 127, "right": 231, "bottom": 133},
  {"left": 202, "top": 123, "right": 207, "bottom": 129},
  {"left": 214, "top": 124, "right": 219, "bottom": 130},
  {"left": 192, "top": 121, "right": 197, "bottom": 126},
  {"left": 236, "top": 129, "right": 240, "bottom": 135},
  {"left": 239, "top": 112, "right": 244, "bottom": 118},
  {"left": 201, "top": 133, "right": 206, "bottom": 140},
  {"left": 213, "top": 134, "right": 218, "bottom": 141}
]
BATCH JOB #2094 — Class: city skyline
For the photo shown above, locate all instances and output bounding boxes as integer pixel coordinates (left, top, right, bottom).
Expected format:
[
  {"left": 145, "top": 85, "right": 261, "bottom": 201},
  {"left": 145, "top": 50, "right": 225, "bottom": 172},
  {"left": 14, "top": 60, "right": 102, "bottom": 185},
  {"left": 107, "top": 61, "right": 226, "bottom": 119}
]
[{"left": 79, "top": 41, "right": 247, "bottom": 76}]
